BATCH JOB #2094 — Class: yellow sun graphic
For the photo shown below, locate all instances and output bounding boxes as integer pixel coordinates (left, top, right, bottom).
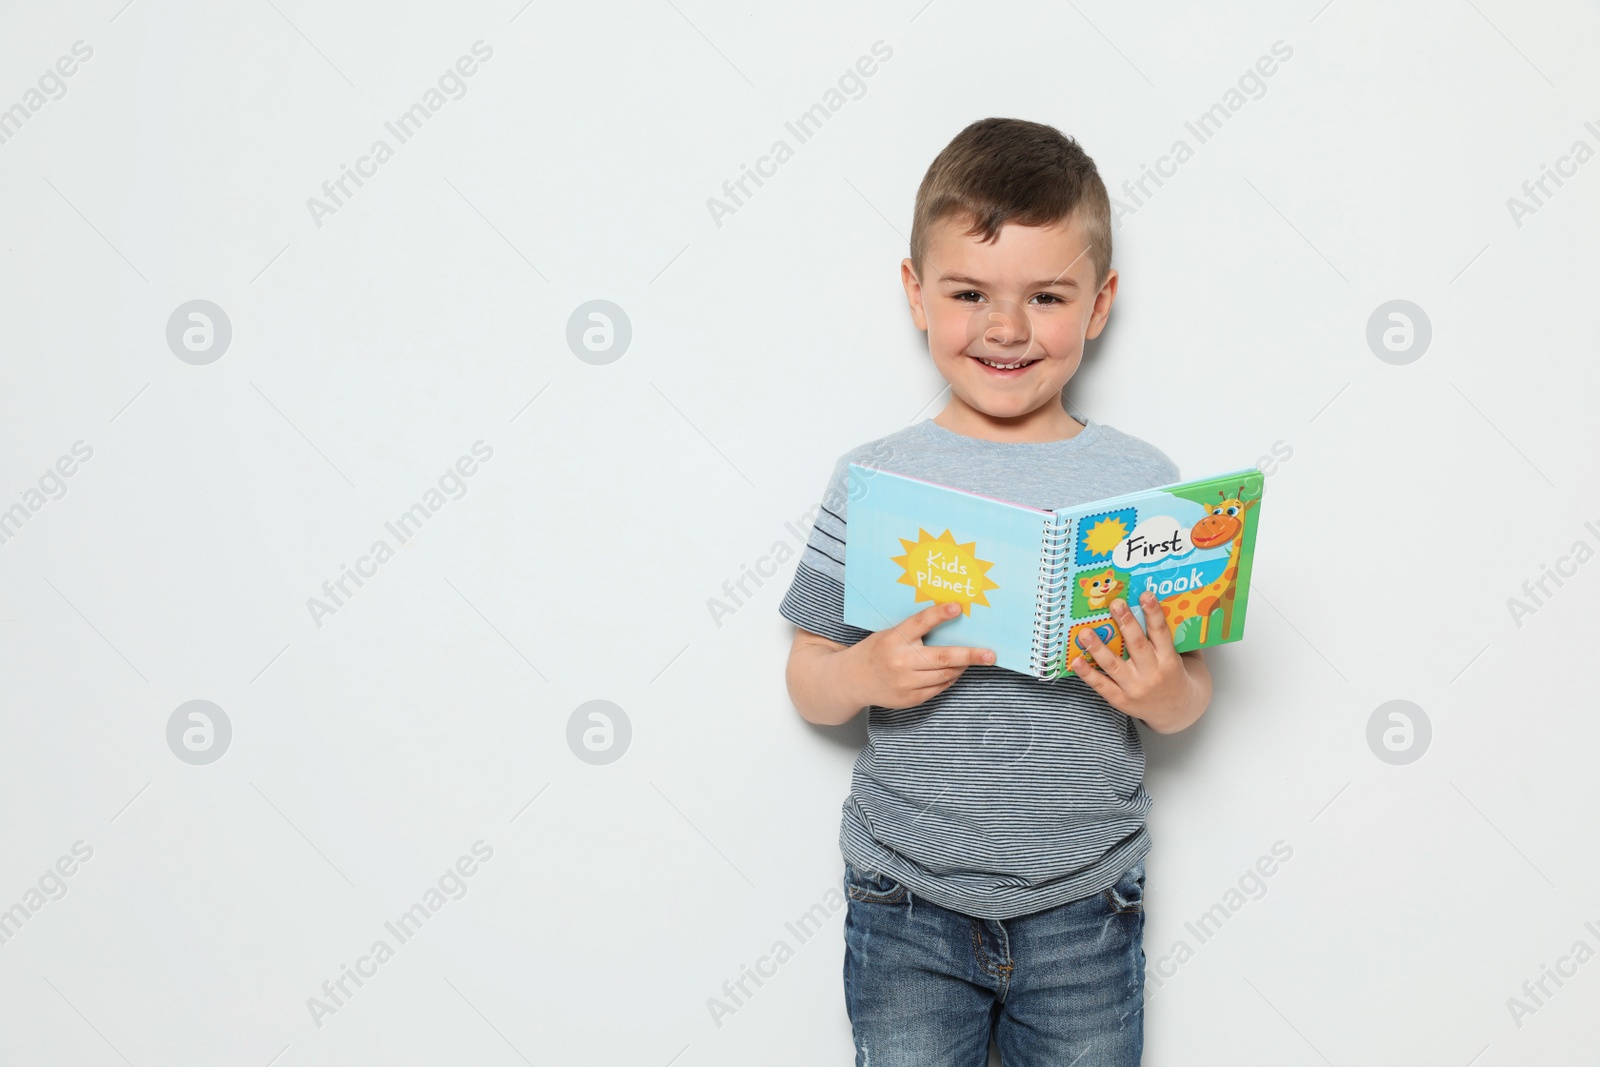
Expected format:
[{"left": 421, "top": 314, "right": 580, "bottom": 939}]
[
  {"left": 890, "top": 529, "right": 1000, "bottom": 615},
  {"left": 1081, "top": 516, "right": 1130, "bottom": 558}
]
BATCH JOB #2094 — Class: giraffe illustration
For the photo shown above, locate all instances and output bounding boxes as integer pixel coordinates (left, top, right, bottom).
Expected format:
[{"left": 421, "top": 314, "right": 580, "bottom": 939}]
[{"left": 1154, "top": 487, "right": 1259, "bottom": 645}]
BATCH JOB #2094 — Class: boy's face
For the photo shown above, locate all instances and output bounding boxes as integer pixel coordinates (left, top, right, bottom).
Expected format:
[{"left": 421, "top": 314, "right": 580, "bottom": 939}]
[{"left": 901, "top": 211, "right": 1116, "bottom": 426}]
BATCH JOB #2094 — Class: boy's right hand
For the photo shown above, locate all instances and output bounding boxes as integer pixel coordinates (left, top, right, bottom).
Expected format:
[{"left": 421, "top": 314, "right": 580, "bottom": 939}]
[{"left": 846, "top": 601, "right": 995, "bottom": 709}]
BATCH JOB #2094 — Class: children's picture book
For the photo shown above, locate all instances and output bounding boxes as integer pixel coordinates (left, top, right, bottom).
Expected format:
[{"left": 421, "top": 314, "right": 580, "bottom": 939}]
[{"left": 841, "top": 464, "right": 1265, "bottom": 679}]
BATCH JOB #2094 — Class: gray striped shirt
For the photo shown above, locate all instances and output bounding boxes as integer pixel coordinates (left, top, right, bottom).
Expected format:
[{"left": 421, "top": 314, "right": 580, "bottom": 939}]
[{"left": 780, "top": 416, "right": 1180, "bottom": 920}]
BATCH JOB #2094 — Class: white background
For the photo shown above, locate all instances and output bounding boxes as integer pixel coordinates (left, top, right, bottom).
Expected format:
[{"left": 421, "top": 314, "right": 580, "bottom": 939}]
[{"left": 1, "top": 1, "right": 1597, "bottom": 1064}]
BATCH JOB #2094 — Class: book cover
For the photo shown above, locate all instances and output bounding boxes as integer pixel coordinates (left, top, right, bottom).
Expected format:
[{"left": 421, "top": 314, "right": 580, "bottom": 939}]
[
  {"left": 1057, "top": 469, "right": 1264, "bottom": 678},
  {"left": 842, "top": 464, "right": 1265, "bottom": 679}
]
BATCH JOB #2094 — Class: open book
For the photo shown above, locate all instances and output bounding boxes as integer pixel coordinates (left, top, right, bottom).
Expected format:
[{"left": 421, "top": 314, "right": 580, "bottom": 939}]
[{"left": 841, "top": 464, "right": 1265, "bottom": 679}]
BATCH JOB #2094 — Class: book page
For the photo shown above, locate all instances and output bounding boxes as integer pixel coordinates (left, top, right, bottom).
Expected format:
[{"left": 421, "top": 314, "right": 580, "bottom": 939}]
[{"left": 842, "top": 465, "right": 1048, "bottom": 675}]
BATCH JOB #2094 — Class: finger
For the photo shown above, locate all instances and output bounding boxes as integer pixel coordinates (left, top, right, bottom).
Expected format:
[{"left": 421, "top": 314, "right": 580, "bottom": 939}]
[
  {"left": 1138, "top": 590, "right": 1178, "bottom": 659},
  {"left": 895, "top": 600, "right": 963, "bottom": 641},
  {"left": 916, "top": 667, "right": 969, "bottom": 692},
  {"left": 892, "top": 668, "right": 970, "bottom": 706},
  {"left": 1069, "top": 653, "right": 1130, "bottom": 710},
  {"left": 929, "top": 645, "right": 995, "bottom": 669},
  {"left": 1069, "top": 651, "right": 1112, "bottom": 690},
  {"left": 916, "top": 680, "right": 963, "bottom": 704},
  {"left": 1076, "top": 626, "right": 1125, "bottom": 676},
  {"left": 1110, "top": 598, "right": 1155, "bottom": 670}
]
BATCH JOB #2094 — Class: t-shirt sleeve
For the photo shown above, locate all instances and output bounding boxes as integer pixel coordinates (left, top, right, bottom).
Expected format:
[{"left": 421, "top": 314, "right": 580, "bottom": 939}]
[
  {"left": 1157, "top": 448, "right": 1180, "bottom": 484},
  {"left": 778, "top": 456, "right": 872, "bottom": 646},
  {"left": 1131, "top": 433, "right": 1180, "bottom": 485}
]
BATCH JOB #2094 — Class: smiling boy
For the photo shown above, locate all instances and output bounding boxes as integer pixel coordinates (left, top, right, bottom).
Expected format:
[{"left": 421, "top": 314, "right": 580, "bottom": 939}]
[{"left": 779, "top": 118, "right": 1211, "bottom": 1066}]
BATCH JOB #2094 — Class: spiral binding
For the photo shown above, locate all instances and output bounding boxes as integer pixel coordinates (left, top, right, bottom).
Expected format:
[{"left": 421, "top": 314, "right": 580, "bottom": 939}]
[{"left": 1029, "top": 513, "right": 1073, "bottom": 679}]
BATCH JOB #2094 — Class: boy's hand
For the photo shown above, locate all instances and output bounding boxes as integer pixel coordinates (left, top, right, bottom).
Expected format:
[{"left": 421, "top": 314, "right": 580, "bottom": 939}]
[
  {"left": 847, "top": 601, "right": 995, "bottom": 709},
  {"left": 1067, "top": 591, "right": 1211, "bottom": 734}
]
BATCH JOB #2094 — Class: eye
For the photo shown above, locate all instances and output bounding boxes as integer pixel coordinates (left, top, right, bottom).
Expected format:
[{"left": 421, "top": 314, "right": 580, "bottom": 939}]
[
  {"left": 1226, "top": 505, "right": 1239, "bottom": 516},
  {"left": 1211, "top": 506, "right": 1222, "bottom": 515},
  {"left": 1031, "top": 293, "right": 1063, "bottom": 305},
  {"left": 953, "top": 291, "right": 984, "bottom": 303}
]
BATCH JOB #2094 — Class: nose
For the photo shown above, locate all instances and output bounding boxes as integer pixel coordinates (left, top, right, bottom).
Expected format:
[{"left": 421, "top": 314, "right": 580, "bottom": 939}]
[{"left": 971, "top": 298, "right": 1032, "bottom": 353}]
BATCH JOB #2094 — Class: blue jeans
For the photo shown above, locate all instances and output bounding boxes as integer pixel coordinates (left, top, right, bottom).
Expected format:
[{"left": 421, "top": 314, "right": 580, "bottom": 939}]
[{"left": 842, "top": 859, "right": 1146, "bottom": 1067}]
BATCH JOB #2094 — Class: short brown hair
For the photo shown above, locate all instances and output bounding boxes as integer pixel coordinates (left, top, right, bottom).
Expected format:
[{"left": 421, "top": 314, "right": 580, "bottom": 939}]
[{"left": 909, "top": 117, "right": 1112, "bottom": 290}]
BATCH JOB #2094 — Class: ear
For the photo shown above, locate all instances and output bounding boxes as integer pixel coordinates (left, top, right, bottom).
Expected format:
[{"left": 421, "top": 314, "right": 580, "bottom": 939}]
[
  {"left": 1085, "top": 267, "right": 1118, "bottom": 340},
  {"left": 901, "top": 258, "right": 929, "bottom": 332}
]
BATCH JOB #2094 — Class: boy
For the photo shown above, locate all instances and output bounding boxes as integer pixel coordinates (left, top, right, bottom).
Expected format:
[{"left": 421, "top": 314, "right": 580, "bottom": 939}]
[{"left": 779, "top": 118, "right": 1213, "bottom": 1066}]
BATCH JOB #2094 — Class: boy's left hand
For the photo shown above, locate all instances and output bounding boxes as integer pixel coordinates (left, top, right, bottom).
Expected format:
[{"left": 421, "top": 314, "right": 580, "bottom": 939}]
[{"left": 1067, "top": 591, "right": 1211, "bottom": 733}]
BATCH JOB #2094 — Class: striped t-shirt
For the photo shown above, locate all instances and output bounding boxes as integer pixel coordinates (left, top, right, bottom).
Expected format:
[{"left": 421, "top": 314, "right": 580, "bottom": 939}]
[{"left": 780, "top": 416, "right": 1181, "bottom": 920}]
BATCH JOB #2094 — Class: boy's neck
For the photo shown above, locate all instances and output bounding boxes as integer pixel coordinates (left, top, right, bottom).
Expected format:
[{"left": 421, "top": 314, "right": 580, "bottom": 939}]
[{"left": 933, "top": 396, "right": 1086, "bottom": 444}]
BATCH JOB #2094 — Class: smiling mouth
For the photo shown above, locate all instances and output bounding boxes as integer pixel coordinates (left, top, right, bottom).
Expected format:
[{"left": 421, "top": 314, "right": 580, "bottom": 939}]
[{"left": 970, "top": 354, "right": 1041, "bottom": 373}]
